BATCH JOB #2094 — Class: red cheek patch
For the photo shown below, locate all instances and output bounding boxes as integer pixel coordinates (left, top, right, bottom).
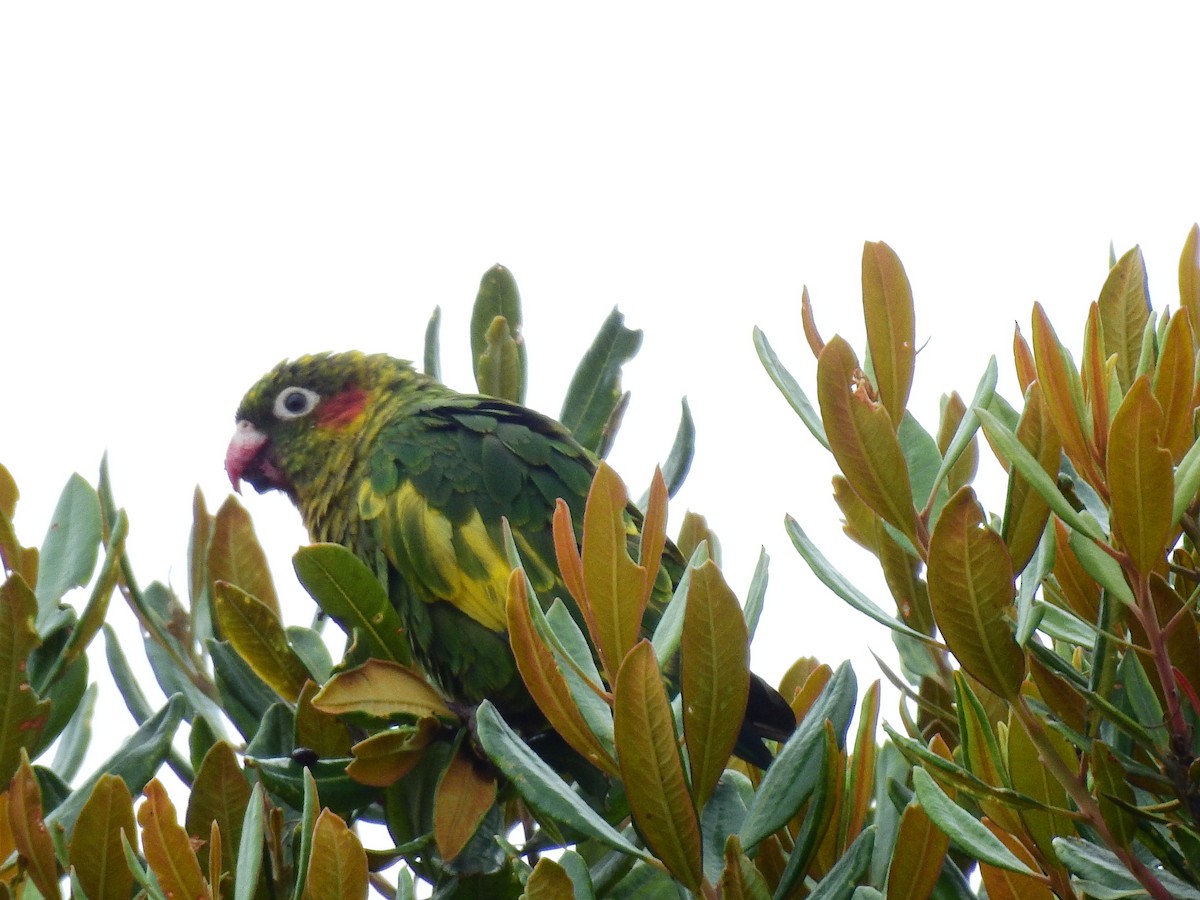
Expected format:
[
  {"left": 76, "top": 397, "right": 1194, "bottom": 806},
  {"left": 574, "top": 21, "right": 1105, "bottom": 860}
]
[{"left": 317, "top": 386, "right": 368, "bottom": 428}]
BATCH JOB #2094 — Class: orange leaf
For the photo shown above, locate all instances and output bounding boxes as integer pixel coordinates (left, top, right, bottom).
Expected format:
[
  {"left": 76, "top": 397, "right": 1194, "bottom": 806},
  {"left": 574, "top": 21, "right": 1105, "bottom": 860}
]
[
  {"left": 639, "top": 467, "right": 669, "bottom": 610},
  {"left": 816, "top": 336, "right": 918, "bottom": 546},
  {"left": 936, "top": 391, "right": 978, "bottom": 494},
  {"left": 861, "top": 240, "right": 916, "bottom": 425},
  {"left": 8, "top": 751, "right": 60, "bottom": 900},
  {"left": 928, "top": 488, "right": 1024, "bottom": 698},
  {"left": 1002, "top": 383, "right": 1061, "bottom": 573},
  {"left": 1153, "top": 309, "right": 1197, "bottom": 463},
  {"left": 842, "top": 681, "right": 880, "bottom": 844},
  {"left": 1013, "top": 324, "right": 1036, "bottom": 395},
  {"left": 1107, "top": 376, "right": 1173, "bottom": 575},
  {"left": 581, "top": 462, "right": 647, "bottom": 679},
  {"left": 614, "top": 641, "right": 703, "bottom": 893},
  {"left": 978, "top": 819, "right": 1054, "bottom": 900},
  {"left": 1051, "top": 517, "right": 1100, "bottom": 623},
  {"left": 801, "top": 285, "right": 826, "bottom": 358},
  {"left": 682, "top": 561, "right": 749, "bottom": 808},
  {"left": 305, "top": 809, "right": 368, "bottom": 900},
  {"left": 346, "top": 719, "right": 437, "bottom": 787},
  {"left": 551, "top": 499, "right": 586, "bottom": 606},
  {"left": 506, "top": 571, "right": 618, "bottom": 775},
  {"left": 139, "top": 778, "right": 210, "bottom": 900},
  {"left": 886, "top": 801, "right": 949, "bottom": 900},
  {"left": 434, "top": 748, "right": 498, "bottom": 862},
  {"left": 1031, "top": 303, "right": 1103, "bottom": 490},
  {"left": 1081, "top": 303, "right": 1110, "bottom": 464}
]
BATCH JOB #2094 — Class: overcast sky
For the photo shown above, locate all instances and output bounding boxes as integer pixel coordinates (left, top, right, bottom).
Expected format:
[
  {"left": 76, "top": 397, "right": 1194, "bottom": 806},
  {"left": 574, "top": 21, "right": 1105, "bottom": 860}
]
[{"left": 3, "top": 5, "right": 1200, "bottom": 772}]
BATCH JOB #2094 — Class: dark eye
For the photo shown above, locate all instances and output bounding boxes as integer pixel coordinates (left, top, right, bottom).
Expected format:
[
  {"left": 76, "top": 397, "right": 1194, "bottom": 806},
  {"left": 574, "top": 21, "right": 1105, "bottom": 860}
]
[{"left": 273, "top": 386, "right": 320, "bottom": 420}]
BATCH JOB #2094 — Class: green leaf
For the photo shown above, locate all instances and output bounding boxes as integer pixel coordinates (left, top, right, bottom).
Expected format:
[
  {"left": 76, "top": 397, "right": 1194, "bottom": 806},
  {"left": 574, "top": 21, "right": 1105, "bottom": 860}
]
[
  {"left": 651, "top": 542, "right": 708, "bottom": 669},
  {"left": 209, "top": 639, "right": 280, "bottom": 740},
  {"left": 753, "top": 326, "right": 829, "bottom": 450},
  {"left": 475, "top": 700, "right": 649, "bottom": 859},
  {"left": 471, "top": 264, "right": 526, "bottom": 403},
  {"left": 911, "top": 767, "right": 1036, "bottom": 875},
  {"left": 234, "top": 784, "right": 265, "bottom": 900},
  {"left": 50, "top": 681, "right": 97, "bottom": 783},
  {"left": 250, "top": 754, "right": 376, "bottom": 815},
  {"left": 291, "top": 770, "right": 319, "bottom": 900},
  {"left": 292, "top": 543, "right": 410, "bottom": 664},
  {"left": 424, "top": 305, "right": 442, "bottom": 380},
  {"left": 740, "top": 661, "right": 856, "bottom": 849},
  {"left": 975, "top": 407, "right": 1105, "bottom": 541},
  {"left": 559, "top": 307, "right": 643, "bottom": 453},
  {"left": 47, "top": 693, "right": 187, "bottom": 834},
  {"left": 682, "top": 561, "right": 748, "bottom": 809},
  {"left": 0, "top": 574, "right": 50, "bottom": 786},
  {"left": 1066, "top": 529, "right": 1133, "bottom": 606},
  {"left": 784, "top": 516, "right": 933, "bottom": 644},
  {"left": 931, "top": 359, "right": 996, "bottom": 499},
  {"left": 614, "top": 641, "right": 703, "bottom": 894},
  {"left": 639, "top": 398, "right": 695, "bottom": 507},
  {"left": 927, "top": 488, "right": 1024, "bottom": 699},
  {"left": 808, "top": 825, "right": 875, "bottom": 900},
  {"left": 35, "top": 472, "right": 102, "bottom": 631},
  {"left": 743, "top": 548, "right": 768, "bottom": 643},
  {"left": 1054, "top": 836, "right": 1200, "bottom": 900}
]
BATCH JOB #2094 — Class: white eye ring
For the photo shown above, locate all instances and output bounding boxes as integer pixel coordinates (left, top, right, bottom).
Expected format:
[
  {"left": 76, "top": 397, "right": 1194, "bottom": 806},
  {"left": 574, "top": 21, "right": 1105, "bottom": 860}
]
[{"left": 274, "top": 386, "right": 321, "bottom": 420}]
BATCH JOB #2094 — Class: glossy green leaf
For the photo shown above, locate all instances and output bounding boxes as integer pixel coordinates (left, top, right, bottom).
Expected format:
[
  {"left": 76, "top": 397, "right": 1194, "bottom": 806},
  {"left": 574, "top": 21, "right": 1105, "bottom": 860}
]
[
  {"left": 774, "top": 725, "right": 835, "bottom": 898},
  {"left": 808, "top": 825, "right": 875, "bottom": 900},
  {"left": 35, "top": 472, "right": 101, "bottom": 631},
  {"left": 743, "top": 547, "right": 768, "bottom": 642},
  {"left": 754, "top": 326, "right": 829, "bottom": 450},
  {"left": 0, "top": 575, "right": 50, "bottom": 787},
  {"left": 1054, "top": 836, "right": 1200, "bottom": 900},
  {"left": 682, "top": 560, "right": 748, "bottom": 809},
  {"left": 208, "top": 495, "right": 278, "bottom": 618},
  {"left": 69, "top": 773, "right": 136, "bottom": 900},
  {"left": 1066, "top": 529, "right": 1134, "bottom": 606},
  {"left": 614, "top": 640, "right": 703, "bottom": 894},
  {"left": 559, "top": 307, "right": 643, "bottom": 453},
  {"left": 927, "top": 488, "right": 1024, "bottom": 698},
  {"left": 250, "top": 754, "right": 374, "bottom": 815},
  {"left": 740, "top": 661, "right": 856, "bottom": 849},
  {"left": 817, "top": 336, "right": 918, "bottom": 545},
  {"left": 475, "top": 700, "right": 649, "bottom": 859},
  {"left": 291, "top": 769, "right": 319, "bottom": 900},
  {"left": 292, "top": 543, "right": 409, "bottom": 664},
  {"left": 471, "top": 263, "right": 526, "bottom": 403},
  {"left": 213, "top": 581, "right": 309, "bottom": 702},
  {"left": 912, "top": 767, "right": 1036, "bottom": 875},
  {"left": 862, "top": 240, "right": 916, "bottom": 425},
  {"left": 1098, "top": 245, "right": 1151, "bottom": 392},
  {"left": 1107, "top": 376, "right": 1172, "bottom": 574},
  {"left": 50, "top": 681, "right": 97, "bottom": 783}
]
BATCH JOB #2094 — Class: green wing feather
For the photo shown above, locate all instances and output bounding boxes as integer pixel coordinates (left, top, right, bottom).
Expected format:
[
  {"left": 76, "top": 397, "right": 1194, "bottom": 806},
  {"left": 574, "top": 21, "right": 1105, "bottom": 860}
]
[{"left": 357, "top": 394, "right": 594, "bottom": 706}]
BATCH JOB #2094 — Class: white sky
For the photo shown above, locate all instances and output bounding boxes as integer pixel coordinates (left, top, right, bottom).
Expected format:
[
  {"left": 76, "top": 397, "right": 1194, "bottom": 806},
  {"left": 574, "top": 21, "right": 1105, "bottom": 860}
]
[{"left": 3, "top": 2, "right": 1200, "bottom": 808}]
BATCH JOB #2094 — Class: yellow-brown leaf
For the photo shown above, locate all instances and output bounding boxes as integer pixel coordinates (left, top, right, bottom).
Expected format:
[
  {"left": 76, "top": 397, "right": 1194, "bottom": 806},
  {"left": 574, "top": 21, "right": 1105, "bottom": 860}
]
[
  {"left": 311, "top": 659, "right": 451, "bottom": 720},
  {"left": 305, "top": 810, "right": 367, "bottom": 900},
  {"left": 937, "top": 391, "right": 978, "bottom": 494},
  {"left": 862, "top": 240, "right": 916, "bottom": 425},
  {"left": 186, "top": 741, "right": 250, "bottom": 877},
  {"left": 8, "top": 751, "right": 60, "bottom": 900},
  {"left": 434, "top": 748, "right": 497, "bottom": 862},
  {"left": 70, "top": 774, "right": 136, "bottom": 900},
  {"left": 347, "top": 720, "right": 437, "bottom": 787},
  {"left": 978, "top": 819, "right": 1053, "bottom": 900},
  {"left": 614, "top": 641, "right": 703, "bottom": 894},
  {"left": 1013, "top": 325, "right": 1036, "bottom": 395},
  {"left": 581, "top": 462, "right": 647, "bottom": 679},
  {"left": 1098, "top": 246, "right": 1151, "bottom": 392},
  {"left": 928, "top": 488, "right": 1024, "bottom": 699},
  {"left": 522, "top": 857, "right": 576, "bottom": 900},
  {"left": 886, "top": 801, "right": 949, "bottom": 900},
  {"left": 816, "top": 336, "right": 918, "bottom": 546},
  {"left": 1153, "top": 309, "right": 1196, "bottom": 463},
  {"left": 208, "top": 495, "right": 279, "bottom": 617},
  {"left": 1180, "top": 223, "right": 1200, "bottom": 332},
  {"left": 1107, "top": 376, "right": 1172, "bottom": 575},
  {"left": 1002, "top": 383, "right": 1061, "bottom": 574}
]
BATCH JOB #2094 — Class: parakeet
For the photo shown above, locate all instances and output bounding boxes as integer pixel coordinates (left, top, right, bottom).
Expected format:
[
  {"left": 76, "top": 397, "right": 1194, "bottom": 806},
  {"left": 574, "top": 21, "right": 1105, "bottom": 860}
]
[{"left": 225, "top": 351, "right": 794, "bottom": 765}]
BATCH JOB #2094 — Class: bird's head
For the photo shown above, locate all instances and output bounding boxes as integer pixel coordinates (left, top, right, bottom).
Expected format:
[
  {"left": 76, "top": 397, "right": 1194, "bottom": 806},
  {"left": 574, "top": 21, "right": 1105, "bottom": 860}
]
[{"left": 226, "top": 351, "right": 419, "bottom": 499}]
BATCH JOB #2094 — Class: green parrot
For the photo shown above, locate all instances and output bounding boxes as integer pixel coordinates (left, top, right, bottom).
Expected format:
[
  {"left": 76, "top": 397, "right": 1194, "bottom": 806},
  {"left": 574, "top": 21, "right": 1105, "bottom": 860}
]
[{"left": 225, "top": 351, "right": 794, "bottom": 766}]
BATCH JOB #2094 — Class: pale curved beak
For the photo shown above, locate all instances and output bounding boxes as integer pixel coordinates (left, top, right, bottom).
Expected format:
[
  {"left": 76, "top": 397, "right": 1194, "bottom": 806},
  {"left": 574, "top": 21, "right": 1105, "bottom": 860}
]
[{"left": 225, "top": 421, "right": 268, "bottom": 493}]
